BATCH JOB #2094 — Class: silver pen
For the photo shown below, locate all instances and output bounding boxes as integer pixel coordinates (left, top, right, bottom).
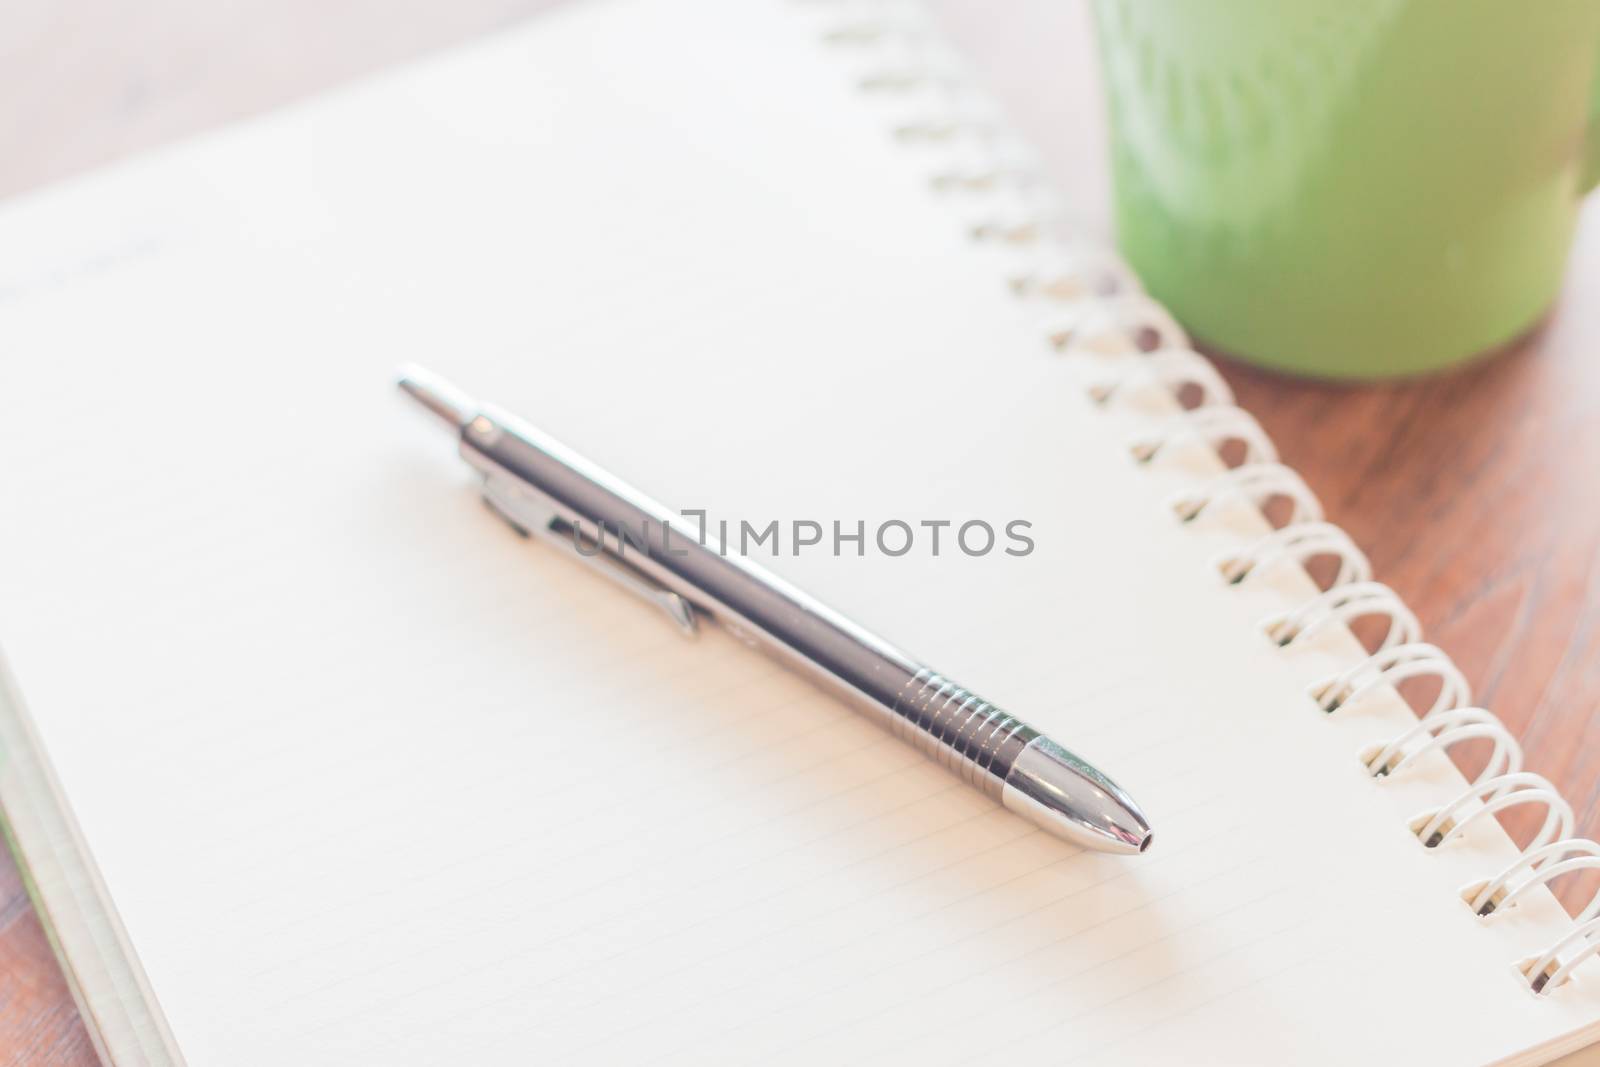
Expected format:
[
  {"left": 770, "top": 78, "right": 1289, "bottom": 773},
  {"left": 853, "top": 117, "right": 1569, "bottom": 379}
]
[{"left": 399, "top": 365, "right": 1153, "bottom": 855}]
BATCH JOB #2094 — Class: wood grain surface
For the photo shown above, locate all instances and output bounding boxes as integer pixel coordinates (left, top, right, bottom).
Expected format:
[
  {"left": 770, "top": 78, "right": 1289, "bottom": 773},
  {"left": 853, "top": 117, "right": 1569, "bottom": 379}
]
[{"left": 2, "top": 1, "right": 1596, "bottom": 1061}]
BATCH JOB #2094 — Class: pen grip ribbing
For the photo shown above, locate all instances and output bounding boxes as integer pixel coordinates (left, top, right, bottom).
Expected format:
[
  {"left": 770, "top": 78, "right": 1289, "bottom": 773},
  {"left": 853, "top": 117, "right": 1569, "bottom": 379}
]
[{"left": 888, "top": 668, "right": 1037, "bottom": 800}]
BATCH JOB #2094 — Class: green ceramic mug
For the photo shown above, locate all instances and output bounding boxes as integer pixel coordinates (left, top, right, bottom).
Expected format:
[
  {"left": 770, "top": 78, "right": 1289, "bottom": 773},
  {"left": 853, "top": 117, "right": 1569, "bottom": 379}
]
[{"left": 1091, "top": 0, "right": 1600, "bottom": 378}]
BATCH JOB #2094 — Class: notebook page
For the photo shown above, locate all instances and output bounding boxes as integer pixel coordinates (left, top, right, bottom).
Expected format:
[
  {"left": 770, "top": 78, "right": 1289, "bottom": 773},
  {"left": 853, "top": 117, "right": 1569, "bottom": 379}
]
[{"left": 0, "top": 0, "right": 1595, "bottom": 1064}]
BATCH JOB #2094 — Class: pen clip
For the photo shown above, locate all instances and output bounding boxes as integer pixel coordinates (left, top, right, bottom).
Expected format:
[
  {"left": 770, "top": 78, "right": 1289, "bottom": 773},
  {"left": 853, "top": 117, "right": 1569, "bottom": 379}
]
[{"left": 480, "top": 473, "right": 699, "bottom": 637}]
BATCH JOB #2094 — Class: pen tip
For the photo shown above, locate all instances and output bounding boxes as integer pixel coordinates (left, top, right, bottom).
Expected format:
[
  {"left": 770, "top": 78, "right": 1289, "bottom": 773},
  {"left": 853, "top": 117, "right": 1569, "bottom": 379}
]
[
  {"left": 396, "top": 364, "right": 476, "bottom": 430},
  {"left": 1001, "top": 738, "right": 1153, "bottom": 856}
]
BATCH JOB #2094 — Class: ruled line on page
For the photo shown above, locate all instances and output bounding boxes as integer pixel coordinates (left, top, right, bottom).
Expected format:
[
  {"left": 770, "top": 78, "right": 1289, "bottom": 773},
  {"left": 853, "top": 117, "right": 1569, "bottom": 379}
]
[
  {"left": 301, "top": 741, "right": 1221, "bottom": 1051},
  {"left": 255, "top": 666, "right": 1176, "bottom": 1018},
  {"left": 620, "top": 800, "right": 1239, "bottom": 1064}
]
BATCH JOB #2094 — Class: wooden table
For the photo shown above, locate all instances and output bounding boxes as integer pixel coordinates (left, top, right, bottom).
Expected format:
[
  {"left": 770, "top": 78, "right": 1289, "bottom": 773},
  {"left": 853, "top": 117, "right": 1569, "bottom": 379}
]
[{"left": 2, "top": 1, "right": 1596, "bottom": 1061}]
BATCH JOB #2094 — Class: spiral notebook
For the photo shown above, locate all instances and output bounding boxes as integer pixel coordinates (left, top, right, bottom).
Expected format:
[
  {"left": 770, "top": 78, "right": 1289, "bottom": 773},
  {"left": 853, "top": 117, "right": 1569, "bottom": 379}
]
[{"left": 0, "top": 0, "right": 1597, "bottom": 1064}]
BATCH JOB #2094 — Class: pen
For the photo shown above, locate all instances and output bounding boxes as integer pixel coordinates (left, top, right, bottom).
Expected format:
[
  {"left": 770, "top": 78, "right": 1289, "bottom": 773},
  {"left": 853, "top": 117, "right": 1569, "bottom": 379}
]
[{"left": 398, "top": 365, "right": 1153, "bottom": 854}]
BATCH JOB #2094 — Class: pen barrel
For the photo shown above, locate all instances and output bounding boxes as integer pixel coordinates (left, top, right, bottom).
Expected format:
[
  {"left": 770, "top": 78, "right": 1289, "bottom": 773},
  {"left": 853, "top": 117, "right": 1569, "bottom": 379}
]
[
  {"left": 460, "top": 411, "right": 1037, "bottom": 799},
  {"left": 420, "top": 385, "right": 1148, "bottom": 853},
  {"left": 886, "top": 668, "right": 1038, "bottom": 800}
]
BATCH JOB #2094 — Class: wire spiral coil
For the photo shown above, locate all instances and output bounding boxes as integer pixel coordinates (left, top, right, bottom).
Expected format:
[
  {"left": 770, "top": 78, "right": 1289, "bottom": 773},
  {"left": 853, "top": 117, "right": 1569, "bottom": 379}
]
[{"left": 803, "top": 0, "right": 1600, "bottom": 995}]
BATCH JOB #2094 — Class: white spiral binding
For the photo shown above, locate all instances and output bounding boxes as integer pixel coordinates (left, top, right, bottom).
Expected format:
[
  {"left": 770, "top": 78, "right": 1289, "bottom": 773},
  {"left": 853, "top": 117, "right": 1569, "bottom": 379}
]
[
  {"left": 1468, "top": 841, "right": 1600, "bottom": 923},
  {"left": 1262, "top": 581, "right": 1422, "bottom": 651},
  {"left": 1310, "top": 642, "right": 1472, "bottom": 718},
  {"left": 1408, "top": 773, "right": 1574, "bottom": 853},
  {"left": 804, "top": 0, "right": 1600, "bottom": 995},
  {"left": 1086, "top": 348, "right": 1236, "bottom": 410},
  {"left": 1169, "top": 463, "right": 1323, "bottom": 527},
  {"left": 1009, "top": 246, "right": 1137, "bottom": 302},
  {"left": 1216, "top": 521, "right": 1371, "bottom": 589},
  {"left": 1358, "top": 707, "right": 1523, "bottom": 786},
  {"left": 1129, "top": 406, "right": 1278, "bottom": 467},
  {"left": 1048, "top": 292, "right": 1189, "bottom": 356},
  {"left": 1522, "top": 917, "right": 1600, "bottom": 994}
]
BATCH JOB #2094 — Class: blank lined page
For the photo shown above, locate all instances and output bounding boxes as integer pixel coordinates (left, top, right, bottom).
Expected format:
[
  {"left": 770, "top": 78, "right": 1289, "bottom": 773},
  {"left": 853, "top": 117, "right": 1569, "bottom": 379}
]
[{"left": 0, "top": 0, "right": 1596, "bottom": 1064}]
